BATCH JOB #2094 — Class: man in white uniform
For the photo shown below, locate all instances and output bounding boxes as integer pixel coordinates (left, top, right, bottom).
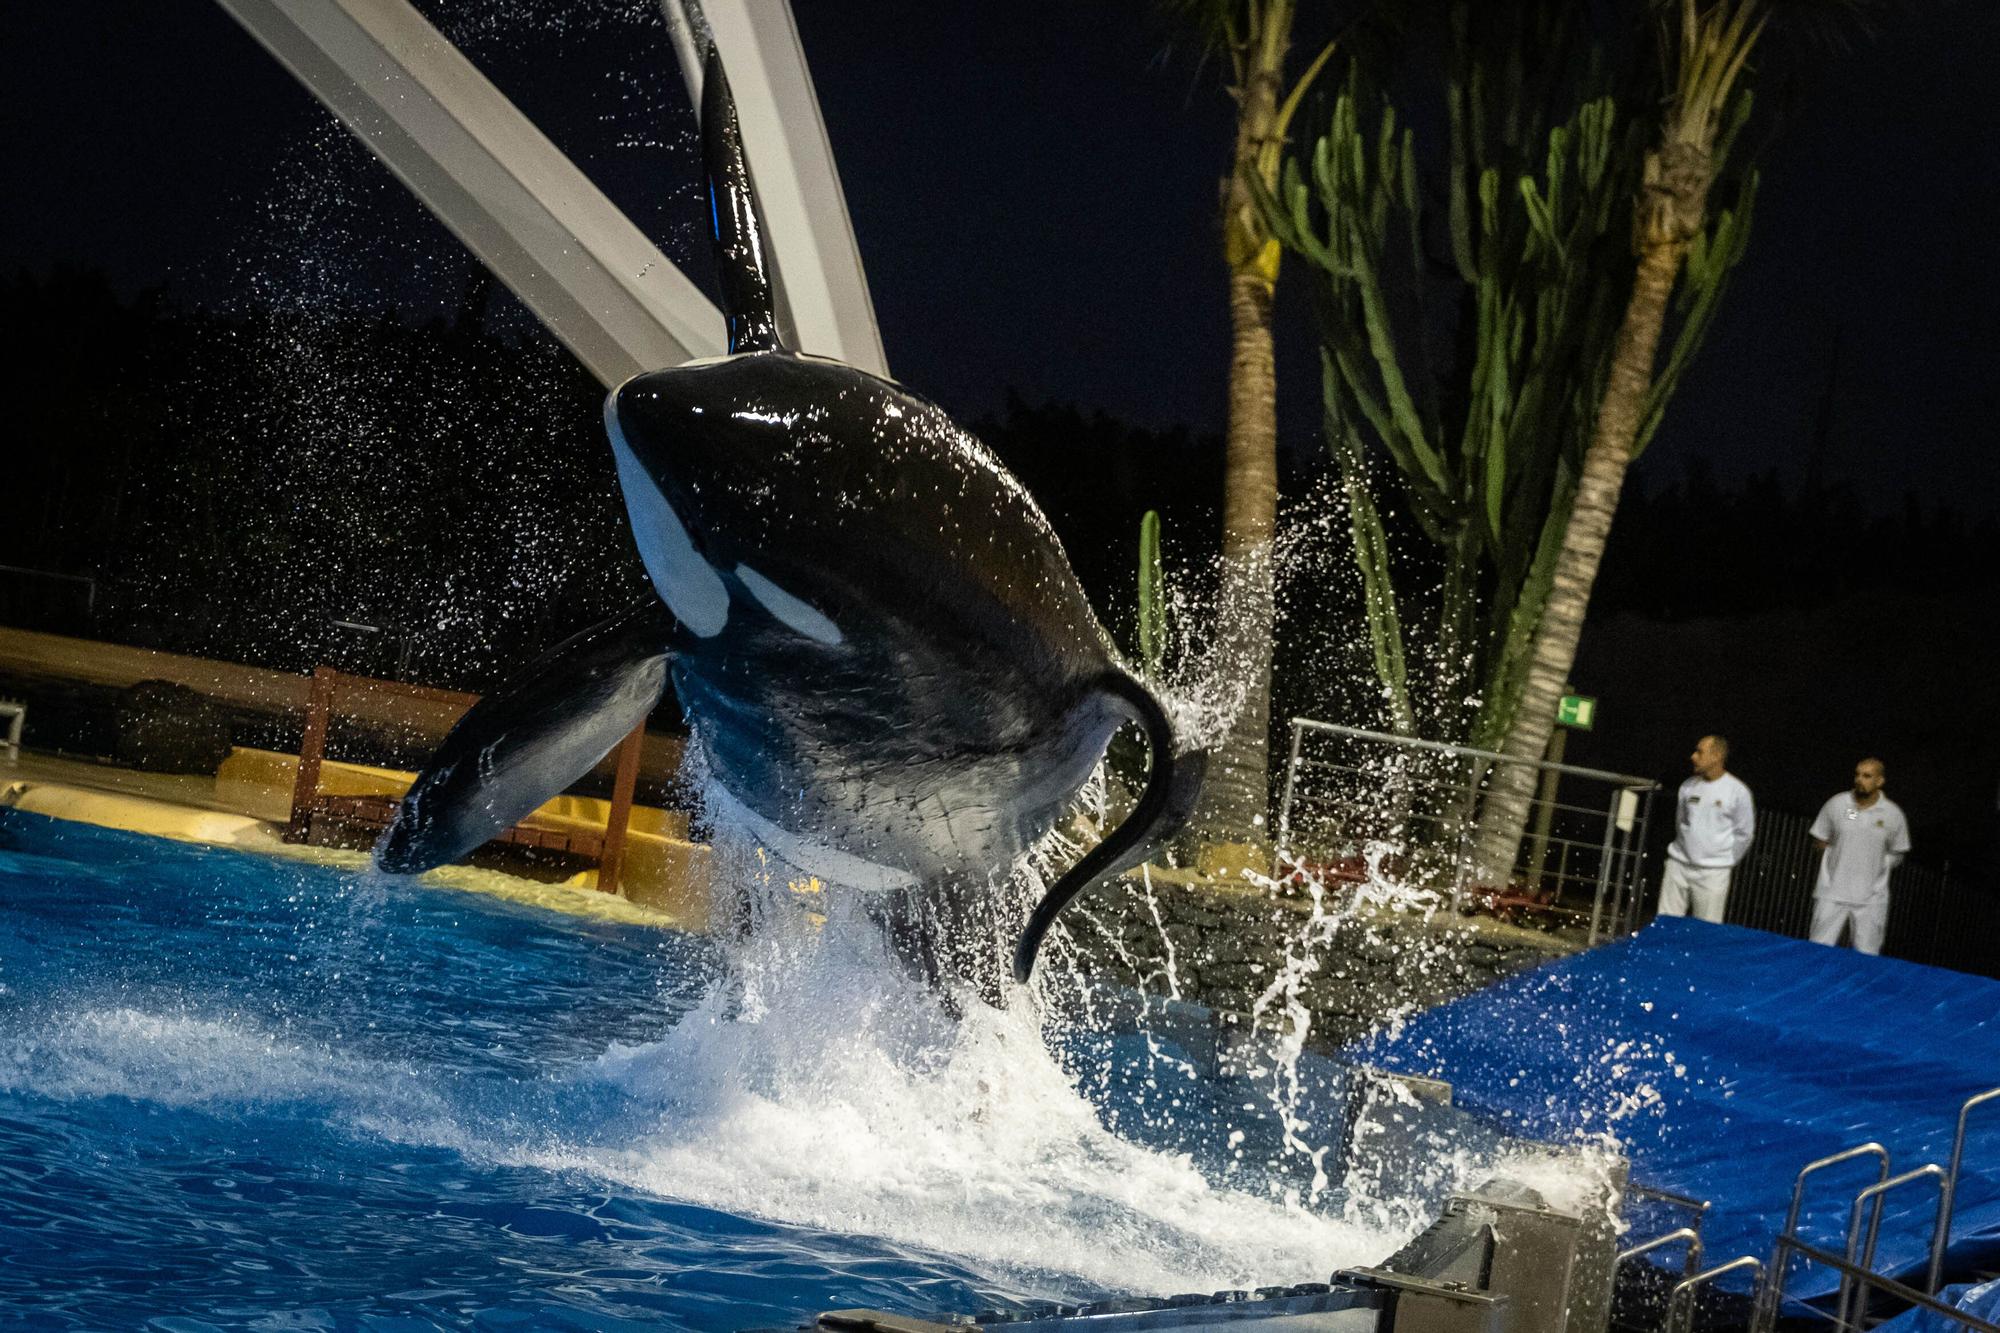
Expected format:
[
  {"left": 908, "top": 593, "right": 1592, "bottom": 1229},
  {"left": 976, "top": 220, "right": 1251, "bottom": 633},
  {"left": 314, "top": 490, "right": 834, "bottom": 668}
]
[
  {"left": 1809, "top": 757, "right": 1910, "bottom": 954},
  {"left": 1657, "top": 734, "right": 1756, "bottom": 923}
]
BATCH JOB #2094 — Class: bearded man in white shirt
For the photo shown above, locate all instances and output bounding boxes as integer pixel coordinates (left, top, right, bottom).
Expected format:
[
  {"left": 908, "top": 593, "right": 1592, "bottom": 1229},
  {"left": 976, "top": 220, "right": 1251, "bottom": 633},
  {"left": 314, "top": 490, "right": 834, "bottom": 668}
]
[
  {"left": 1808, "top": 757, "right": 1911, "bottom": 955},
  {"left": 1656, "top": 734, "right": 1757, "bottom": 923}
]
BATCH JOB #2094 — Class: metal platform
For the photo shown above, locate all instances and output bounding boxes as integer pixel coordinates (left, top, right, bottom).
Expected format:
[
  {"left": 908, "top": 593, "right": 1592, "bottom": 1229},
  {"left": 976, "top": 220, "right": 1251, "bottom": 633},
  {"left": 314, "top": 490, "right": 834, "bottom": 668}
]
[{"left": 811, "top": 1171, "right": 1626, "bottom": 1333}]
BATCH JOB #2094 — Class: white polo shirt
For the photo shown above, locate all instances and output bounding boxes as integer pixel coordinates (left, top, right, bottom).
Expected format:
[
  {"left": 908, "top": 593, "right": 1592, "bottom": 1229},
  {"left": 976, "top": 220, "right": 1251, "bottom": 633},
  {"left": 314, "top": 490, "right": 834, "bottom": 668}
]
[
  {"left": 1810, "top": 793, "right": 1911, "bottom": 904},
  {"left": 1668, "top": 772, "right": 1757, "bottom": 868}
]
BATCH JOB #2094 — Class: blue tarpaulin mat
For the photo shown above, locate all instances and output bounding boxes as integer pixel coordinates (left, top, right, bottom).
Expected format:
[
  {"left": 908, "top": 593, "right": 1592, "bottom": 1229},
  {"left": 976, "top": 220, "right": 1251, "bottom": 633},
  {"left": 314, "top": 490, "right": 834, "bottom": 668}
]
[
  {"left": 1878, "top": 1276, "right": 2000, "bottom": 1331},
  {"left": 1880, "top": 1272, "right": 1992, "bottom": 1320},
  {"left": 1350, "top": 917, "right": 2000, "bottom": 1303}
]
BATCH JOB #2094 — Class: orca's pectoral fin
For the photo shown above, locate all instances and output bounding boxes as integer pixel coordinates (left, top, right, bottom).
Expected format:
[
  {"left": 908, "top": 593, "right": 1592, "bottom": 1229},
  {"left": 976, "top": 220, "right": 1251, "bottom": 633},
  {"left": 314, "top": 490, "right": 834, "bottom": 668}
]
[
  {"left": 374, "top": 599, "right": 677, "bottom": 875},
  {"left": 1012, "top": 672, "right": 1208, "bottom": 984}
]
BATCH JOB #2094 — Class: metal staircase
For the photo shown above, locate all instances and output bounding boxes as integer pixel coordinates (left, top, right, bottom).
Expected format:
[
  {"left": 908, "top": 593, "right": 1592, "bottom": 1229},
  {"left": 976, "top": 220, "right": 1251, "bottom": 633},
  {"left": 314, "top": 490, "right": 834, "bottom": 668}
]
[{"left": 1615, "top": 1086, "right": 2000, "bottom": 1331}]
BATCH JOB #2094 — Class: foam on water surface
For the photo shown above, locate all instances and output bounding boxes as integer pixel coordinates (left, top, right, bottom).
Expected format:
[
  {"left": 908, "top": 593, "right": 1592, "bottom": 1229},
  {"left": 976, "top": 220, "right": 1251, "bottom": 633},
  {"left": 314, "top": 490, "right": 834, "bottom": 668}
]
[
  {"left": 0, "top": 916, "right": 1400, "bottom": 1301},
  {"left": 536, "top": 915, "right": 1401, "bottom": 1297},
  {"left": 0, "top": 809, "right": 1439, "bottom": 1318}
]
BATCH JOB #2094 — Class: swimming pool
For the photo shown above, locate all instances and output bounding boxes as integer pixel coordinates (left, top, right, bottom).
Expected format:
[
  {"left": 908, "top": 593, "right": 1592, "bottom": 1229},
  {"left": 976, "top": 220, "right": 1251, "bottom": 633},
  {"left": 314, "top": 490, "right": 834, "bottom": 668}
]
[{"left": 0, "top": 808, "right": 1411, "bottom": 1329}]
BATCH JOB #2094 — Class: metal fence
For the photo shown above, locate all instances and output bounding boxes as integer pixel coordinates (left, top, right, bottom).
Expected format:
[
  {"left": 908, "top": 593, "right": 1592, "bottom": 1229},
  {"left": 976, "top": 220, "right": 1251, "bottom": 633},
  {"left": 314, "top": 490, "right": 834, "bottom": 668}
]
[
  {"left": 1727, "top": 807, "right": 2000, "bottom": 978},
  {"left": 0, "top": 564, "right": 100, "bottom": 634},
  {"left": 1273, "top": 719, "right": 1997, "bottom": 976},
  {"left": 1274, "top": 718, "right": 1659, "bottom": 938}
]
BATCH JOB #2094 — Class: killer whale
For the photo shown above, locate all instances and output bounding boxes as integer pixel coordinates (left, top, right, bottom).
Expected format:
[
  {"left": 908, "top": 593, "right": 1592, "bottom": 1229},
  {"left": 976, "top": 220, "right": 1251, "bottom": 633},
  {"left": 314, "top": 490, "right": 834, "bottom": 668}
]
[{"left": 377, "top": 46, "right": 1204, "bottom": 985}]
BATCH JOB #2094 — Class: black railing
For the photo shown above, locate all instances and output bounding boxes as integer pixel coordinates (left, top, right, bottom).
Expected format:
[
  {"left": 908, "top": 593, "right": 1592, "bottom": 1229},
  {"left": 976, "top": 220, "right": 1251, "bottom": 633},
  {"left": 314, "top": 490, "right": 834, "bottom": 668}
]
[
  {"left": 0, "top": 564, "right": 100, "bottom": 635},
  {"left": 1724, "top": 807, "right": 1999, "bottom": 979}
]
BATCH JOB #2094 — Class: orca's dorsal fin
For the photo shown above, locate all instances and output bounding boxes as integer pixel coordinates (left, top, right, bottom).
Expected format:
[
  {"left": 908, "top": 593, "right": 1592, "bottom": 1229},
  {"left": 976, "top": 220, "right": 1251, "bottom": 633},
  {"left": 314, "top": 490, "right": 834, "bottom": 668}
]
[{"left": 700, "top": 45, "right": 782, "bottom": 355}]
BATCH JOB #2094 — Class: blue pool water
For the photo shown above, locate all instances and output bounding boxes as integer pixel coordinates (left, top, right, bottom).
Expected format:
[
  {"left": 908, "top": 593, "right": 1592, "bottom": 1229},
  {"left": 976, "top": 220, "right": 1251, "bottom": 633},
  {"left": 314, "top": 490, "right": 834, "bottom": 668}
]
[{"left": 0, "top": 809, "right": 1404, "bottom": 1329}]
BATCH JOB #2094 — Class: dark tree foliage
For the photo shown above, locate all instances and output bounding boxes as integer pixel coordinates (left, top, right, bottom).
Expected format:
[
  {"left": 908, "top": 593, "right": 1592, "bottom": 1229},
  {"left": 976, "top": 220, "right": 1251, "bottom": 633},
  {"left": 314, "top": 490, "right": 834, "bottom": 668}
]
[
  {"left": 1595, "top": 460, "right": 2000, "bottom": 620},
  {"left": 972, "top": 394, "right": 1226, "bottom": 647},
  {"left": 0, "top": 268, "right": 649, "bottom": 691}
]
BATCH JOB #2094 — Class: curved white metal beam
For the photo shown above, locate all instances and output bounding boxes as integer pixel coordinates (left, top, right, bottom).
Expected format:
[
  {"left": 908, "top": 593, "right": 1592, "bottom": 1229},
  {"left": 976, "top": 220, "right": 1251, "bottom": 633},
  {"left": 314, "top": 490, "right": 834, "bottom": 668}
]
[
  {"left": 212, "top": 0, "right": 887, "bottom": 385},
  {"left": 661, "top": 0, "right": 888, "bottom": 376}
]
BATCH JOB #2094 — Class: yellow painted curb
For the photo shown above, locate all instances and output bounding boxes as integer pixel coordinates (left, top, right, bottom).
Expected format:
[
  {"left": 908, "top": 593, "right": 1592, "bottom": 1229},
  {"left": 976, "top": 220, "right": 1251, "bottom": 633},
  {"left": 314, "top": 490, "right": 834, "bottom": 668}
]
[{"left": 1, "top": 779, "right": 699, "bottom": 931}]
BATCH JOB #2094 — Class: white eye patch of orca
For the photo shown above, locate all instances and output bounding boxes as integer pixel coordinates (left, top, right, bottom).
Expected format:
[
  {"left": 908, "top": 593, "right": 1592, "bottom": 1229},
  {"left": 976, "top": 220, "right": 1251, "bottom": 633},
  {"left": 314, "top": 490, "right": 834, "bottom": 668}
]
[
  {"left": 734, "top": 564, "right": 844, "bottom": 646},
  {"left": 603, "top": 392, "right": 728, "bottom": 637}
]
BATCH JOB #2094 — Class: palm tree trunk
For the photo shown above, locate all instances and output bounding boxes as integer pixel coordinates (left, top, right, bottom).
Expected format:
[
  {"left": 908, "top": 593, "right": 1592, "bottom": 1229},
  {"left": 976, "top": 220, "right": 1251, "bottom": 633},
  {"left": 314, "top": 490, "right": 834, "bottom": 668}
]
[
  {"left": 1193, "top": 28, "right": 1286, "bottom": 849},
  {"left": 1200, "top": 270, "right": 1280, "bottom": 842},
  {"left": 1468, "top": 0, "right": 1762, "bottom": 882},
  {"left": 1471, "top": 237, "right": 1689, "bottom": 880}
]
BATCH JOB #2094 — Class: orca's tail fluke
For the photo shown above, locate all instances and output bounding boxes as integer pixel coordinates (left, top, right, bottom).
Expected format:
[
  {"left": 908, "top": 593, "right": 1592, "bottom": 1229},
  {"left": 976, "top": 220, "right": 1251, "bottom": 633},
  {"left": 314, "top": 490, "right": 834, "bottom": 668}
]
[
  {"left": 1012, "top": 671, "right": 1208, "bottom": 985},
  {"left": 699, "top": 46, "right": 782, "bottom": 355},
  {"left": 374, "top": 599, "right": 678, "bottom": 876}
]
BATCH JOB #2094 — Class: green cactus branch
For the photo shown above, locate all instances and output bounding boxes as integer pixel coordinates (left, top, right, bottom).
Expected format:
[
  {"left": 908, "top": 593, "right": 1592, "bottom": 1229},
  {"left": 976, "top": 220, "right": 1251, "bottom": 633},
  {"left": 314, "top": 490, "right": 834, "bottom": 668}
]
[
  {"left": 1262, "top": 0, "right": 1759, "bottom": 743},
  {"left": 1136, "top": 509, "right": 1169, "bottom": 680}
]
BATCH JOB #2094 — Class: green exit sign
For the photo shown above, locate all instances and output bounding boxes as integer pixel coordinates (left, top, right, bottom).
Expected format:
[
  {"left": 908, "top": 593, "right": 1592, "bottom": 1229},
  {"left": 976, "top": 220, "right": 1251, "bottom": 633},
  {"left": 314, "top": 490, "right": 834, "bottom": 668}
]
[{"left": 1558, "top": 694, "right": 1597, "bottom": 730}]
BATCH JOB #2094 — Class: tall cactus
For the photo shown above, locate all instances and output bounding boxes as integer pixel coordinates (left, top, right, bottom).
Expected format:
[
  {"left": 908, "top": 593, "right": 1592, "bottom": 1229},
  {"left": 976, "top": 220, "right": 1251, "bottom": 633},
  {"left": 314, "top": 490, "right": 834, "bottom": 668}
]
[
  {"left": 1136, "top": 509, "right": 1170, "bottom": 681},
  {"left": 1261, "top": 1, "right": 1756, "bottom": 748}
]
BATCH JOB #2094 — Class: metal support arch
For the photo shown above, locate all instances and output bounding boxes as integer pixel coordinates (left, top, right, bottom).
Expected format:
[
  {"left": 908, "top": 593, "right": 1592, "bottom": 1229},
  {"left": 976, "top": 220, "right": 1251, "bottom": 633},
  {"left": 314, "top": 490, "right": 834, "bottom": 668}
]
[{"left": 212, "top": 0, "right": 888, "bottom": 388}]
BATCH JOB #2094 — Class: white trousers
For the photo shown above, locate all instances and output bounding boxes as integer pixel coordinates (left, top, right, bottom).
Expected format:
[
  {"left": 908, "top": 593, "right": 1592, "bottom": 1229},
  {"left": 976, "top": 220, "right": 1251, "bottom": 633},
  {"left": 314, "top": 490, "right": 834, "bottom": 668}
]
[
  {"left": 1810, "top": 896, "right": 1887, "bottom": 955},
  {"left": 1657, "top": 860, "right": 1733, "bottom": 923}
]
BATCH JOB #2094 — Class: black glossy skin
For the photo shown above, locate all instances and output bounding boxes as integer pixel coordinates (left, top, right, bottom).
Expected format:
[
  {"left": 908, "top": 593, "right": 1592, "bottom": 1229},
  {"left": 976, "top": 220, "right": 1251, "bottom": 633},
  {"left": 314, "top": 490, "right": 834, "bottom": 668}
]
[
  {"left": 376, "top": 46, "right": 1203, "bottom": 984},
  {"left": 375, "top": 602, "right": 673, "bottom": 875},
  {"left": 610, "top": 351, "right": 1125, "bottom": 887}
]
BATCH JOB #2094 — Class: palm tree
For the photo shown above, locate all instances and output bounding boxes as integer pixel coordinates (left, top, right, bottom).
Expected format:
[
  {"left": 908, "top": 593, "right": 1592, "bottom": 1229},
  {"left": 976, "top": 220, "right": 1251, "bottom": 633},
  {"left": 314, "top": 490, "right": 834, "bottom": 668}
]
[
  {"left": 1472, "top": 0, "right": 1849, "bottom": 878},
  {"left": 1264, "top": 0, "right": 1762, "bottom": 759},
  {"left": 1161, "top": 0, "right": 1333, "bottom": 857}
]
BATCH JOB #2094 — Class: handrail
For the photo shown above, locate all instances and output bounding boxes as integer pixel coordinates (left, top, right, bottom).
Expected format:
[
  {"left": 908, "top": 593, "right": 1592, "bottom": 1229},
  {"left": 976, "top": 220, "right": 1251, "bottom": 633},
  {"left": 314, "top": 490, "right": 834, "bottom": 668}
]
[
  {"left": 1617, "top": 1225, "right": 1703, "bottom": 1277},
  {"left": 1840, "top": 1165, "right": 1948, "bottom": 1331},
  {"left": 1787, "top": 1144, "right": 1893, "bottom": 1250},
  {"left": 1275, "top": 724, "right": 1306, "bottom": 851},
  {"left": 1759, "top": 1143, "right": 1891, "bottom": 1326},
  {"left": 1286, "top": 759, "right": 1643, "bottom": 822},
  {"left": 281, "top": 664, "right": 646, "bottom": 893},
  {"left": 1931, "top": 1088, "right": 2000, "bottom": 1294},
  {"left": 1626, "top": 1185, "right": 1714, "bottom": 1278},
  {"left": 1631, "top": 1182, "right": 1715, "bottom": 1223},
  {"left": 0, "top": 563, "right": 98, "bottom": 614},
  {"left": 1667, "top": 1256, "right": 1764, "bottom": 1333},
  {"left": 1277, "top": 716, "right": 1662, "bottom": 928},
  {"left": 1759, "top": 1235, "right": 2000, "bottom": 1333},
  {"left": 1287, "top": 717, "right": 1658, "bottom": 788}
]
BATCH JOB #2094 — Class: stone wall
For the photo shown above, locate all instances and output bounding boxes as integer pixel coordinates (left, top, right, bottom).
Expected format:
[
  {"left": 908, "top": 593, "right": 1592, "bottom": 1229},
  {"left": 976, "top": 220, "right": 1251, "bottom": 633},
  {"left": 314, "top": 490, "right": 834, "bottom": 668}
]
[{"left": 1066, "top": 873, "right": 1581, "bottom": 1051}]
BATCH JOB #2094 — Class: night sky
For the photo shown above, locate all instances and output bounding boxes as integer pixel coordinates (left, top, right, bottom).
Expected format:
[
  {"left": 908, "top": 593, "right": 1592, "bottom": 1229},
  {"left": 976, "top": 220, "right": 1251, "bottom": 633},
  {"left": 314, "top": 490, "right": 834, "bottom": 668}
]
[
  {"left": 3, "top": 2, "right": 1998, "bottom": 857},
  {"left": 8, "top": 1, "right": 1999, "bottom": 510}
]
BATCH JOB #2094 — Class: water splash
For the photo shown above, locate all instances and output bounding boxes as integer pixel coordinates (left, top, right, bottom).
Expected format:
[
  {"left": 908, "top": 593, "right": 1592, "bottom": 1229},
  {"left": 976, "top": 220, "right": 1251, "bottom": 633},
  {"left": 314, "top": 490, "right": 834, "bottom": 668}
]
[
  {"left": 134, "top": 0, "right": 1628, "bottom": 1296},
  {"left": 547, "top": 936, "right": 1397, "bottom": 1298}
]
